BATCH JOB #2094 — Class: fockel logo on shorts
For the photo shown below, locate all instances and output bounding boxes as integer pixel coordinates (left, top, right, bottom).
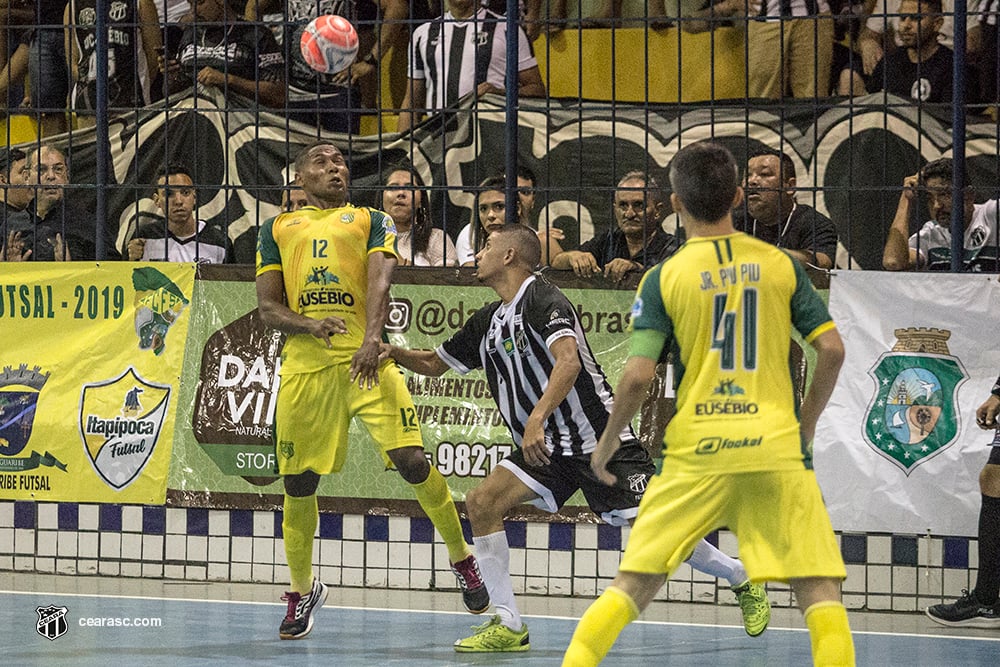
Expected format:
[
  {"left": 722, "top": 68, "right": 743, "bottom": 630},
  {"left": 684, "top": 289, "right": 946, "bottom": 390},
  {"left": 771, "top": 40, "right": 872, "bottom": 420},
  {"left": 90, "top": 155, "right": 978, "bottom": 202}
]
[{"left": 695, "top": 436, "right": 763, "bottom": 455}]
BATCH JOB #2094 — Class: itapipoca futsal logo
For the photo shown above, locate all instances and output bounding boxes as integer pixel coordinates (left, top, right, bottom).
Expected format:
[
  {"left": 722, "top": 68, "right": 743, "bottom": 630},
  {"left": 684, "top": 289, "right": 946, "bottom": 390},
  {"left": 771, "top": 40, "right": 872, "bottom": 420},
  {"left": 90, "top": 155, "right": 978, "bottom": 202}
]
[
  {"left": 79, "top": 368, "right": 170, "bottom": 490},
  {"left": 863, "top": 327, "right": 968, "bottom": 474},
  {"left": 36, "top": 605, "right": 68, "bottom": 640},
  {"left": 132, "top": 267, "right": 189, "bottom": 356}
]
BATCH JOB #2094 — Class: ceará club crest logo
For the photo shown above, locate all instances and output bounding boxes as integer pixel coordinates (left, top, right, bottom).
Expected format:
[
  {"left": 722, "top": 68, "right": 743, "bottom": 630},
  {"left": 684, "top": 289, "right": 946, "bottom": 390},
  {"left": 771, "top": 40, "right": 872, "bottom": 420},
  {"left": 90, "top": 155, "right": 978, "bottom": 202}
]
[{"left": 863, "top": 327, "right": 968, "bottom": 475}]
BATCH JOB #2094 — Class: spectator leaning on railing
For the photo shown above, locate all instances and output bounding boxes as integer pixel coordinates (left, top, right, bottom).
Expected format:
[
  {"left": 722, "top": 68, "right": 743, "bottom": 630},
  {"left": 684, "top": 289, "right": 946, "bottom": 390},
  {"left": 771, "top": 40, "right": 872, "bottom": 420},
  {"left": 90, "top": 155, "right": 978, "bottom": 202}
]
[
  {"left": 733, "top": 149, "right": 838, "bottom": 270},
  {"left": 550, "top": 170, "right": 680, "bottom": 282}
]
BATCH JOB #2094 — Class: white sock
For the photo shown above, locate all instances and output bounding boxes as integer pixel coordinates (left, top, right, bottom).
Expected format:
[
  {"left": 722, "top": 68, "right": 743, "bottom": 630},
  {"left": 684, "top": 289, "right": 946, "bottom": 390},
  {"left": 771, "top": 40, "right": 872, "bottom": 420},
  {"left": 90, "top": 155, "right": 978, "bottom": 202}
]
[
  {"left": 684, "top": 538, "right": 747, "bottom": 588},
  {"left": 473, "top": 531, "right": 522, "bottom": 630}
]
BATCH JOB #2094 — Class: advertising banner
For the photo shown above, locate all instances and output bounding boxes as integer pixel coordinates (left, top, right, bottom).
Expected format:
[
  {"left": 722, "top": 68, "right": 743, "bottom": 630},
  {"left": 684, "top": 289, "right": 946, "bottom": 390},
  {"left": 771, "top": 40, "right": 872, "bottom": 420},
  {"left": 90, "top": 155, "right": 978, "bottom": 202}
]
[
  {"left": 0, "top": 263, "right": 195, "bottom": 504},
  {"left": 169, "top": 269, "right": 637, "bottom": 512}
]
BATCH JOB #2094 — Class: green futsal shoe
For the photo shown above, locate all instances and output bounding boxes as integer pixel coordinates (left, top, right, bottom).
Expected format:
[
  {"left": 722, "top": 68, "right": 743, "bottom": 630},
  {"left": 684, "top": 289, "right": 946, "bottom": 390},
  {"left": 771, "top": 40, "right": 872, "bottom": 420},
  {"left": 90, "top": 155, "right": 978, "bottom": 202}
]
[
  {"left": 454, "top": 614, "right": 530, "bottom": 652},
  {"left": 732, "top": 580, "right": 771, "bottom": 637}
]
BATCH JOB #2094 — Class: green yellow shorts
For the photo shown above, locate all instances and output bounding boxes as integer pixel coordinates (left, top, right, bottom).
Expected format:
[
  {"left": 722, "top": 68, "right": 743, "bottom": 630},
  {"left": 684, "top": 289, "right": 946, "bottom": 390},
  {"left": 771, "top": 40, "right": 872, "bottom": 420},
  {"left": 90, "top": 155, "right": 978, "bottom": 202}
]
[
  {"left": 273, "top": 360, "right": 424, "bottom": 476},
  {"left": 619, "top": 468, "right": 846, "bottom": 583}
]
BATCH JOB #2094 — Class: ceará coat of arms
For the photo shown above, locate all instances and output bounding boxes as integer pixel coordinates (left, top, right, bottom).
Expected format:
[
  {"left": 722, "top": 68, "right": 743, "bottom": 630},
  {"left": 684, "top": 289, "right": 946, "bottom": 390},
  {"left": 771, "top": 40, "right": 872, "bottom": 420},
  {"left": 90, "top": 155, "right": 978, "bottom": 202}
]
[{"left": 864, "top": 327, "right": 968, "bottom": 474}]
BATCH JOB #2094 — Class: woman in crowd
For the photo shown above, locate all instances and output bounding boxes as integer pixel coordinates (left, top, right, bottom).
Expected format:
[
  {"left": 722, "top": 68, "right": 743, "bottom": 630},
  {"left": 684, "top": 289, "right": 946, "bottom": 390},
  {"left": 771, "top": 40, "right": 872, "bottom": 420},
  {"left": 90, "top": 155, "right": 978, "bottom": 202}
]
[{"left": 380, "top": 164, "right": 457, "bottom": 267}]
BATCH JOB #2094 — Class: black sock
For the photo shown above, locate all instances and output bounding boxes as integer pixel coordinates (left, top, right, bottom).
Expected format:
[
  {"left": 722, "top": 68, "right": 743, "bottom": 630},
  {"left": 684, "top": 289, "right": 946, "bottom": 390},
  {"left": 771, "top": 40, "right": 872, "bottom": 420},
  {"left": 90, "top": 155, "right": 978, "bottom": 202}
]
[{"left": 973, "top": 494, "right": 1000, "bottom": 605}]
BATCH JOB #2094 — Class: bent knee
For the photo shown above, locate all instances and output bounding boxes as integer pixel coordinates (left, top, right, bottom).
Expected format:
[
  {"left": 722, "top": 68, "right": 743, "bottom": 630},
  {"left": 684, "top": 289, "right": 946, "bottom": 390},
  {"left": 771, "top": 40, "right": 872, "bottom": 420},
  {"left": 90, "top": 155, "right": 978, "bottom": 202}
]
[
  {"left": 464, "top": 486, "right": 502, "bottom": 523},
  {"left": 980, "top": 464, "right": 1000, "bottom": 497}
]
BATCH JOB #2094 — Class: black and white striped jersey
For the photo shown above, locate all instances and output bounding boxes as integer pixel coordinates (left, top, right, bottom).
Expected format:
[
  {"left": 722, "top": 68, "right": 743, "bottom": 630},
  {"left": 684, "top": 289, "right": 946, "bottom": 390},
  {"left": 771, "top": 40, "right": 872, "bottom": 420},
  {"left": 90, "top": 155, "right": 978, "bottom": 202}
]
[
  {"left": 437, "top": 275, "right": 635, "bottom": 456},
  {"left": 407, "top": 7, "right": 537, "bottom": 113},
  {"left": 757, "top": 0, "right": 830, "bottom": 18}
]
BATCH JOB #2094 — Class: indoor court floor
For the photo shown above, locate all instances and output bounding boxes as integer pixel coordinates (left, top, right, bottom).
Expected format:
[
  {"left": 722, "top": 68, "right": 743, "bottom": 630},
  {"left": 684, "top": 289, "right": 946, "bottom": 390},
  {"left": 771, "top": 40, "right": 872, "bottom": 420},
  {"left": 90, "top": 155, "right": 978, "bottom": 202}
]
[{"left": 2, "top": 573, "right": 998, "bottom": 665}]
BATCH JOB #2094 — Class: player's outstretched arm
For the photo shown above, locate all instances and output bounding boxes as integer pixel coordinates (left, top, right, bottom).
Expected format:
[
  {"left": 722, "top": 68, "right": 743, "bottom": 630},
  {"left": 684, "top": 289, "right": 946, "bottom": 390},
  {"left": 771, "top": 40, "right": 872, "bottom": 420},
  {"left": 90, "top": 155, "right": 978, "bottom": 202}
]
[
  {"left": 592, "top": 355, "right": 657, "bottom": 484},
  {"left": 800, "top": 327, "right": 845, "bottom": 444},
  {"left": 351, "top": 251, "right": 397, "bottom": 388},
  {"left": 383, "top": 344, "right": 450, "bottom": 377},
  {"left": 522, "top": 336, "right": 583, "bottom": 466}
]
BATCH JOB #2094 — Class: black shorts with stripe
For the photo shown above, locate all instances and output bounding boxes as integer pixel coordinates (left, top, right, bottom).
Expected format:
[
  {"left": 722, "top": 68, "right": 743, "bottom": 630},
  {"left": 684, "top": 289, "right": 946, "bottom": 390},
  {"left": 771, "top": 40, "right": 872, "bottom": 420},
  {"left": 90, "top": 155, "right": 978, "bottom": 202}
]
[{"left": 499, "top": 441, "right": 655, "bottom": 526}]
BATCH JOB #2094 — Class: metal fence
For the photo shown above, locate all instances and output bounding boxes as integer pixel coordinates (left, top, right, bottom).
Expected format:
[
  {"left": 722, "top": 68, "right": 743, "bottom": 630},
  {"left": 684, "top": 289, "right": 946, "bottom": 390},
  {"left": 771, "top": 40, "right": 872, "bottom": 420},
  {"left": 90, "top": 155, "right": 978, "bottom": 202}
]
[{"left": 1, "top": 0, "right": 997, "bottom": 273}]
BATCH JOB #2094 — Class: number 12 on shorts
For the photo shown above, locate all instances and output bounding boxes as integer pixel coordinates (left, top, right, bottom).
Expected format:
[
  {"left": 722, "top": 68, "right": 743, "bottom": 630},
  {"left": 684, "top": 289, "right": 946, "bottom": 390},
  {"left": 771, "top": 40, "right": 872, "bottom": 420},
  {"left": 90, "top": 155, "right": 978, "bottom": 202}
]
[{"left": 711, "top": 289, "right": 758, "bottom": 371}]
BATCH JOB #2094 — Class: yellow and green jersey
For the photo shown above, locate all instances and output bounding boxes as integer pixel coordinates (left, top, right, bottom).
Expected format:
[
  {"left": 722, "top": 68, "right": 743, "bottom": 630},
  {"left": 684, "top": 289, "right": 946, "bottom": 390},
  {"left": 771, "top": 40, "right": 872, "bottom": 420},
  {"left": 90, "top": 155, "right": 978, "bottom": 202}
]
[
  {"left": 256, "top": 204, "right": 398, "bottom": 374},
  {"left": 630, "top": 232, "right": 834, "bottom": 475}
]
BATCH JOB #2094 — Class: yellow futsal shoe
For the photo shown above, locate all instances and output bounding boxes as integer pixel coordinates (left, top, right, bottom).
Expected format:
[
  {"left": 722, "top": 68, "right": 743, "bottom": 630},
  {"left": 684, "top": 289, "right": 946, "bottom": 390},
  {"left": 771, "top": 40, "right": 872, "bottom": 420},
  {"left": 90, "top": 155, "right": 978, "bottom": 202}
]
[
  {"left": 732, "top": 581, "right": 770, "bottom": 637},
  {"left": 454, "top": 614, "right": 530, "bottom": 652}
]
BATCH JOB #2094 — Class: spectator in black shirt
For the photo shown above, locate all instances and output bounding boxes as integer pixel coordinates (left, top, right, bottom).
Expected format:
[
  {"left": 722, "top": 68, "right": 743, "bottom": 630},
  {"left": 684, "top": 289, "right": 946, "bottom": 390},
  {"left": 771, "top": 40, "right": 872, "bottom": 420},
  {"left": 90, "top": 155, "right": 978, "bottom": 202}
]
[
  {"left": 734, "top": 150, "right": 838, "bottom": 270},
  {"left": 866, "top": 0, "right": 980, "bottom": 103},
  {"left": 0, "top": 147, "right": 35, "bottom": 261},
  {"left": 551, "top": 170, "right": 679, "bottom": 282}
]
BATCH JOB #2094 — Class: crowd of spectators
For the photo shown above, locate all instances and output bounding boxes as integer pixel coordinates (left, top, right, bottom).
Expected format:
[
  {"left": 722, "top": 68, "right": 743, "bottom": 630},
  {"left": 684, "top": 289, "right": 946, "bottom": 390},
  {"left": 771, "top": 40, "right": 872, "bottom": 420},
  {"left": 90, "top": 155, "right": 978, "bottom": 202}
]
[{"left": 0, "top": 2, "right": 996, "bottom": 276}]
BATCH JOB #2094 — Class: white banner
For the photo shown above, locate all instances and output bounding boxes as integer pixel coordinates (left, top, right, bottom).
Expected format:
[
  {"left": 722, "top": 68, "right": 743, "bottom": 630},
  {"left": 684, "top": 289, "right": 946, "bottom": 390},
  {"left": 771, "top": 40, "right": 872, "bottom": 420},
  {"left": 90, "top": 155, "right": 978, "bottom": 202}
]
[{"left": 816, "top": 272, "right": 1000, "bottom": 536}]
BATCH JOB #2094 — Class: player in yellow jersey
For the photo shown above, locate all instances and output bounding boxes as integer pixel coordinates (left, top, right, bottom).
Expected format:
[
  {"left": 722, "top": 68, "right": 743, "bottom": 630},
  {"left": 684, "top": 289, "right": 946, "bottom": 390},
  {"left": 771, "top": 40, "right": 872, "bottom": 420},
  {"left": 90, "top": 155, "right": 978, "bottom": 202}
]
[
  {"left": 563, "top": 142, "right": 855, "bottom": 666},
  {"left": 256, "top": 141, "right": 488, "bottom": 640}
]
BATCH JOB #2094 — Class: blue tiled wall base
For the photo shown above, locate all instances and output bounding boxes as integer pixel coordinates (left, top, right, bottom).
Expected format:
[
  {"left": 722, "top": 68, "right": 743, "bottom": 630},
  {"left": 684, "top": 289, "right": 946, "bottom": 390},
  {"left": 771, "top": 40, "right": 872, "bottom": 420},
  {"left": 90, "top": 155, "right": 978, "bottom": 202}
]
[{"left": 0, "top": 502, "right": 977, "bottom": 611}]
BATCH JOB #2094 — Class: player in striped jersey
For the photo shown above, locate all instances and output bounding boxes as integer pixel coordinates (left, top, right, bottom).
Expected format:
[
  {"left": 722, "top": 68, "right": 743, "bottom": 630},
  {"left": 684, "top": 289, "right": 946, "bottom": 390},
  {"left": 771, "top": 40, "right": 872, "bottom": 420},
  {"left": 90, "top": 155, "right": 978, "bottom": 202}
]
[
  {"left": 564, "top": 142, "right": 853, "bottom": 666},
  {"left": 397, "top": 0, "right": 546, "bottom": 133},
  {"left": 256, "top": 141, "right": 487, "bottom": 640},
  {"left": 385, "top": 223, "right": 770, "bottom": 652}
]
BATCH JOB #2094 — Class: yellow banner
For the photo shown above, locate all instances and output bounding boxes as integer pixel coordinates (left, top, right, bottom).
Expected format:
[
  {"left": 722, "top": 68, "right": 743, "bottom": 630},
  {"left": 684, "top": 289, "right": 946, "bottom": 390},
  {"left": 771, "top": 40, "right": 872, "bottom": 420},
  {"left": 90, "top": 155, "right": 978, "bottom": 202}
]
[{"left": 0, "top": 263, "right": 195, "bottom": 504}]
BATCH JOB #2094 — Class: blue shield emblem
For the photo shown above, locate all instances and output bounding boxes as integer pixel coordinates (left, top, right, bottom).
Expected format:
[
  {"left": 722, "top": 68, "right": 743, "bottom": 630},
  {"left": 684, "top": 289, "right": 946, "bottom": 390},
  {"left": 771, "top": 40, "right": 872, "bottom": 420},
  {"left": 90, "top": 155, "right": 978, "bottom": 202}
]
[{"left": 0, "top": 366, "right": 50, "bottom": 457}]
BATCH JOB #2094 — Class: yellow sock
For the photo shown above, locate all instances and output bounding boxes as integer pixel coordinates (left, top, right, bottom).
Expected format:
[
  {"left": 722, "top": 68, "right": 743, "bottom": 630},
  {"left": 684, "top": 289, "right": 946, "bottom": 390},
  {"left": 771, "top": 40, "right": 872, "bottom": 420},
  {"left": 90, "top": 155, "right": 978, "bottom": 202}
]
[
  {"left": 411, "top": 467, "right": 470, "bottom": 563},
  {"left": 283, "top": 494, "right": 318, "bottom": 594},
  {"left": 563, "top": 586, "right": 639, "bottom": 666},
  {"left": 804, "top": 601, "right": 855, "bottom": 667}
]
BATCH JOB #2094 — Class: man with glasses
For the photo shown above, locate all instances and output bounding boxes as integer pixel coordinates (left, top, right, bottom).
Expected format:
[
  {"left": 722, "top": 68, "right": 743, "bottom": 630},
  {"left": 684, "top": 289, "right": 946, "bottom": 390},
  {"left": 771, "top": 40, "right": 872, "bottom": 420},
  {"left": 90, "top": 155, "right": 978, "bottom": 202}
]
[
  {"left": 19, "top": 144, "right": 118, "bottom": 261},
  {"left": 551, "top": 170, "right": 680, "bottom": 282}
]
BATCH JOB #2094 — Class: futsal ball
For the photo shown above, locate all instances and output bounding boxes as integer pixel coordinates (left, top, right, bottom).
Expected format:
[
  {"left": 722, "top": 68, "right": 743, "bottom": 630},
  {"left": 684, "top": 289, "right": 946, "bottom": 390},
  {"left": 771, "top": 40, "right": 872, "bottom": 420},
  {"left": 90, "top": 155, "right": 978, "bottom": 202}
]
[{"left": 300, "top": 14, "right": 359, "bottom": 74}]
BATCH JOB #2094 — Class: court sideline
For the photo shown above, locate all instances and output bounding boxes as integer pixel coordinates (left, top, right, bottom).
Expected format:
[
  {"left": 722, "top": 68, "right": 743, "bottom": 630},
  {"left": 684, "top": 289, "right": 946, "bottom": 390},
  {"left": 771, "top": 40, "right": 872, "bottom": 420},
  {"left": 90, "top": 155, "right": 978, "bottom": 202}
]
[{"left": 2, "top": 573, "right": 998, "bottom": 665}]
